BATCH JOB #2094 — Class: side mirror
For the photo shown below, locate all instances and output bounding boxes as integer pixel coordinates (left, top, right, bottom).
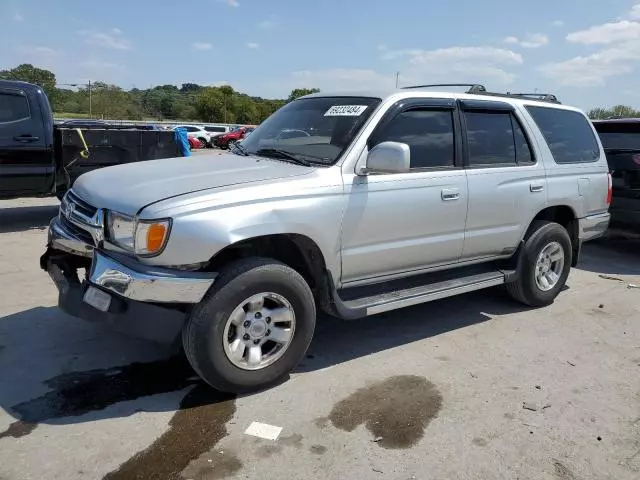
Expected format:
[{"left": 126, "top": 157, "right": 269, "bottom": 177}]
[{"left": 361, "top": 141, "right": 410, "bottom": 174}]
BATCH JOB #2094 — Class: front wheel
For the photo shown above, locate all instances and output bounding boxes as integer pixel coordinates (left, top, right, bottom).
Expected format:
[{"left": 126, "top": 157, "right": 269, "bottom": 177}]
[
  {"left": 198, "top": 137, "right": 209, "bottom": 148},
  {"left": 182, "top": 258, "right": 316, "bottom": 393},
  {"left": 506, "top": 221, "right": 572, "bottom": 307}
]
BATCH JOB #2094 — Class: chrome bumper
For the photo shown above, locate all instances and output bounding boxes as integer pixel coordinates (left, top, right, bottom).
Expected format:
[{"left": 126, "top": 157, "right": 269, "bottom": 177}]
[
  {"left": 578, "top": 212, "right": 611, "bottom": 242},
  {"left": 47, "top": 216, "right": 215, "bottom": 304}
]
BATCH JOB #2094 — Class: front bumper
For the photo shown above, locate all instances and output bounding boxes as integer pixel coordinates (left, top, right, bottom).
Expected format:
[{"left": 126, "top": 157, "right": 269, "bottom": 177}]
[{"left": 42, "top": 217, "right": 217, "bottom": 344}]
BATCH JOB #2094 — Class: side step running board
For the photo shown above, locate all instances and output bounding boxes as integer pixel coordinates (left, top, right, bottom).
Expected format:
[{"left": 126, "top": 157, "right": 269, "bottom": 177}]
[{"left": 331, "top": 267, "right": 507, "bottom": 320}]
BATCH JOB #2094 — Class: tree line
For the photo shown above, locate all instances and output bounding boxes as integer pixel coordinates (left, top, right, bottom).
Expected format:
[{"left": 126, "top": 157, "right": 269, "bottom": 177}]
[
  {"left": 3, "top": 63, "right": 640, "bottom": 123},
  {"left": 0, "top": 64, "right": 319, "bottom": 124}
]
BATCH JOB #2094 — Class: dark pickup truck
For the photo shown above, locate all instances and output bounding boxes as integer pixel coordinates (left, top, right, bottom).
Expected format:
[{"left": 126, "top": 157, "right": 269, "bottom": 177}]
[
  {"left": 0, "top": 80, "right": 182, "bottom": 200},
  {"left": 593, "top": 119, "right": 640, "bottom": 228}
]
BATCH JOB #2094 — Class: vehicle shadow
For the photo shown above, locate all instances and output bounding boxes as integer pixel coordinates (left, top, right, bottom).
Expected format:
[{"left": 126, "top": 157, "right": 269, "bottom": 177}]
[
  {"left": 299, "top": 287, "right": 527, "bottom": 372},
  {"left": 0, "top": 204, "right": 58, "bottom": 234},
  {"left": 0, "top": 288, "right": 527, "bottom": 433},
  {"left": 578, "top": 232, "right": 640, "bottom": 276}
]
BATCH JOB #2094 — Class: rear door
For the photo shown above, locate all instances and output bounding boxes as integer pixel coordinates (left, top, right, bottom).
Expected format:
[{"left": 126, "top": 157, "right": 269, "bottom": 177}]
[
  {"left": 0, "top": 86, "right": 53, "bottom": 196},
  {"left": 460, "top": 100, "right": 548, "bottom": 260}
]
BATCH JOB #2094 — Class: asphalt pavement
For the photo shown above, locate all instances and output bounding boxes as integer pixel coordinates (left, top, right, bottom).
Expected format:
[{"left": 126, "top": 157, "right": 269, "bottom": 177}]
[{"left": 1, "top": 197, "right": 639, "bottom": 480}]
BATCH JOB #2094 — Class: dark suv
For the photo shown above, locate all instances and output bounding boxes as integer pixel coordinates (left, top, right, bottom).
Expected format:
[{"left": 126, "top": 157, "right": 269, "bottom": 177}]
[{"left": 593, "top": 119, "right": 640, "bottom": 228}]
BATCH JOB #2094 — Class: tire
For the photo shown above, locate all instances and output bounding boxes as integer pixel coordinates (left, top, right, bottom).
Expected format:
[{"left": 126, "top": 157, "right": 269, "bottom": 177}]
[
  {"left": 198, "top": 137, "right": 209, "bottom": 148},
  {"left": 506, "top": 221, "right": 572, "bottom": 307},
  {"left": 182, "top": 257, "right": 316, "bottom": 393},
  {"left": 227, "top": 140, "right": 236, "bottom": 150}
]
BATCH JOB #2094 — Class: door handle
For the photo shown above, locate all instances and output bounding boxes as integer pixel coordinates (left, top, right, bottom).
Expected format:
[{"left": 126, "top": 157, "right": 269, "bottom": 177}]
[
  {"left": 13, "top": 135, "right": 40, "bottom": 143},
  {"left": 441, "top": 189, "right": 460, "bottom": 201},
  {"left": 530, "top": 184, "right": 544, "bottom": 193}
]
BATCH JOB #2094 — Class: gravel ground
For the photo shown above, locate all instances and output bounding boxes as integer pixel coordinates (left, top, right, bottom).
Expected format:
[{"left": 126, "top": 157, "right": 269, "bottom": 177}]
[{"left": 0, "top": 197, "right": 638, "bottom": 480}]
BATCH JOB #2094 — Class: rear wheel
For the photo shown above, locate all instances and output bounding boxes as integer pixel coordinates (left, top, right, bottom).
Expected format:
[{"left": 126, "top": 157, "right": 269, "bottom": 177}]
[
  {"left": 198, "top": 137, "right": 209, "bottom": 148},
  {"left": 182, "top": 258, "right": 316, "bottom": 393},
  {"left": 227, "top": 140, "right": 236, "bottom": 150},
  {"left": 506, "top": 221, "right": 572, "bottom": 306}
]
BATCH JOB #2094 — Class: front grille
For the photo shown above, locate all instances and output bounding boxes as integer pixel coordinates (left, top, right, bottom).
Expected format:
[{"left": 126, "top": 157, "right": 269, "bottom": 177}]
[
  {"left": 60, "top": 214, "right": 95, "bottom": 245},
  {"left": 66, "top": 191, "right": 97, "bottom": 218}
]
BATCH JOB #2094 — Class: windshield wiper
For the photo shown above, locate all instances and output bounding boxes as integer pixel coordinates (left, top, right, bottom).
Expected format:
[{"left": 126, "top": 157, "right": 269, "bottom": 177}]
[
  {"left": 255, "top": 148, "right": 312, "bottom": 166},
  {"left": 230, "top": 142, "right": 250, "bottom": 156}
]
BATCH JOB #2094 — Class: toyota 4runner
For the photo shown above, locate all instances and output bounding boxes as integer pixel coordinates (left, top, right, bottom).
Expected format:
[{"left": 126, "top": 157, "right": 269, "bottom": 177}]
[{"left": 40, "top": 84, "right": 611, "bottom": 393}]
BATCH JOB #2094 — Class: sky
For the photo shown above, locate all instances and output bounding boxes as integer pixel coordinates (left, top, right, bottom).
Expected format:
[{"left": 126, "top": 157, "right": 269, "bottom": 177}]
[{"left": 2, "top": 0, "right": 640, "bottom": 110}]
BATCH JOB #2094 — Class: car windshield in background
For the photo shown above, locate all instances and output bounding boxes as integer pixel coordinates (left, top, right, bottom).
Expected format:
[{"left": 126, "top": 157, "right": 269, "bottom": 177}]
[
  {"left": 594, "top": 122, "right": 640, "bottom": 151},
  {"left": 238, "top": 96, "right": 381, "bottom": 165}
]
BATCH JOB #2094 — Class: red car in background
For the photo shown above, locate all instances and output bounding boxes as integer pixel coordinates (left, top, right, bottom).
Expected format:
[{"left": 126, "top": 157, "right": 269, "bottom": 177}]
[
  {"left": 188, "top": 137, "right": 202, "bottom": 150},
  {"left": 214, "top": 126, "right": 255, "bottom": 149}
]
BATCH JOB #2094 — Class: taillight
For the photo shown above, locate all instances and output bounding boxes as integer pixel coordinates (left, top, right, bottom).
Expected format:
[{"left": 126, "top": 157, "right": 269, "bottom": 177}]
[
  {"left": 632, "top": 154, "right": 640, "bottom": 166},
  {"left": 606, "top": 173, "right": 612, "bottom": 205}
]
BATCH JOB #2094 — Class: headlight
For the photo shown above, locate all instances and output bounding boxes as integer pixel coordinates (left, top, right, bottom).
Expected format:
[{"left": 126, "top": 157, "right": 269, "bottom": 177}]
[
  {"left": 107, "top": 212, "right": 135, "bottom": 250},
  {"left": 134, "top": 219, "right": 171, "bottom": 256}
]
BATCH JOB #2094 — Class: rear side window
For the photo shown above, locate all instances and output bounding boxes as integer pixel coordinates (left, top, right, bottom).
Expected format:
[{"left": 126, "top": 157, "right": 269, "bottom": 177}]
[
  {"left": 372, "top": 109, "right": 455, "bottom": 169},
  {"left": 205, "top": 126, "right": 226, "bottom": 132},
  {"left": 526, "top": 106, "right": 599, "bottom": 163},
  {"left": 464, "top": 111, "right": 534, "bottom": 166},
  {"left": 0, "top": 91, "right": 30, "bottom": 123}
]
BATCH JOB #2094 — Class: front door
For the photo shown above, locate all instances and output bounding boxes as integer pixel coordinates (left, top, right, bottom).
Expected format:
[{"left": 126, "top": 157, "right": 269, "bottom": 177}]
[
  {"left": 340, "top": 100, "right": 468, "bottom": 285},
  {"left": 0, "top": 87, "right": 53, "bottom": 196}
]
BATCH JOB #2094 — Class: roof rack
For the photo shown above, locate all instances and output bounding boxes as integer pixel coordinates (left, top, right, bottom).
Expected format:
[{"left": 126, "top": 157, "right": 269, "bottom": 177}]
[
  {"left": 400, "top": 83, "right": 561, "bottom": 104},
  {"left": 401, "top": 83, "right": 487, "bottom": 94}
]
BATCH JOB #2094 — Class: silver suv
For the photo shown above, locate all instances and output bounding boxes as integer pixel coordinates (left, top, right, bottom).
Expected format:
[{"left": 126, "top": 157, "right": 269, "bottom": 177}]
[{"left": 41, "top": 84, "right": 612, "bottom": 393}]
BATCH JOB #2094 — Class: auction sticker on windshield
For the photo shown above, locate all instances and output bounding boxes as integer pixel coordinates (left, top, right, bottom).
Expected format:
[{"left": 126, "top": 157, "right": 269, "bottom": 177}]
[{"left": 324, "top": 105, "right": 369, "bottom": 116}]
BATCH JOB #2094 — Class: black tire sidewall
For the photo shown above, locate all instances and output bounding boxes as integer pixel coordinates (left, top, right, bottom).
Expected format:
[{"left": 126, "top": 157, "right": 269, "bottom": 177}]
[
  {"left": 520, "top": 223, "right": 572, "bottom": 305},
  {"left": 185, "top": 261, "right": 315, "bottom": 393}
]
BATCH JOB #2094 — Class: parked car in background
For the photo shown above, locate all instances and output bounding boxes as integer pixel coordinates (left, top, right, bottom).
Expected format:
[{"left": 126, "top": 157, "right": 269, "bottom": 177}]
[
  {"left": 188, "top": 136, "right": 202, "bottom": 150},
  {"left": 213, "top": 126, "right": 255, "bottom": 149},
  {"left": 592, "top": 119, "right": 640, "bottom": 228},
  {"left": 204, "top": 125, "right": 233, "bottom": 142},
  {"left": 0, "top": 80, "right": 183, "bottom": 200},
  {"left": 172, "top": 125, "right": 212, "bottom": 148},
  {"left": 42, "top": 84, "right": 611, "bottom": 393}
]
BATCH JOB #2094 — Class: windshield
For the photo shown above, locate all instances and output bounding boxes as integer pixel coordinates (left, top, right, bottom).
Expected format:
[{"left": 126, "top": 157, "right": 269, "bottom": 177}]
[{"left": 238, "top": 96, "right": 381, "bottom": 165}]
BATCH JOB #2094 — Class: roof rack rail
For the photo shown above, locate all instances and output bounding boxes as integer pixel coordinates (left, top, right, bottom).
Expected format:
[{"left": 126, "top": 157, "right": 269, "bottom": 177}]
[
  {"left": 401, "top": 83, "right": 487, "bottom": 94},
  {"left": 506, "top": 92, "right": 560, "bottom": 103}
]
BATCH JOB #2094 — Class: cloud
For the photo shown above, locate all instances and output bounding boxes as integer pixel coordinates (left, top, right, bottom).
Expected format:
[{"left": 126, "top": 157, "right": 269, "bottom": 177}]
[
  {"left": 13, "top": 12, "right": 23, "bottom": 22},
  {"left": 17, "top": 46, "right": 61, "bottom": 69},
  {"left": 631, "top": 4, "right": 640, "bottom": 20},
  {"left": 502, "top": 33, "right": 549, "bottom": 48},
  {"left": 80, "top": 60, "right": 123, "bottom": 70},
  {"left": 79, "top": 29, "right": 131, "bottom": 50},
  {"left": 566, "top": 20, "right": 640, "bottom": 44},
  {"left": 247, "top": 42, "right": 259, "bottom": 49},
  {"left": 290, "top": 68, "right": 395, "bottom": 91},
  {"left": 192, "top": 42, "right": 213, "bottom": 50},
  {"left": 218, "top": 0, "right": 239, "bottom": 7},
  {"left": 383, "top": 45, "right": 523, "bottom": 84},
  {"left": 539, "top": 39, "right": 640, "bottom": 86},
  {"left": 258, "top": 16, "right": 276, "bottom": 29},
  {"left": 551, "top": 20, "right": 564, "bottom": 27}
]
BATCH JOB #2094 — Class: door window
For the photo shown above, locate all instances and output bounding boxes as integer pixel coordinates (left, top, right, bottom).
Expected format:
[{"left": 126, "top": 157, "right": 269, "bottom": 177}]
[
  {"left": 371, "top": 109, "right": 455, "bottom": 169},
  {"left": 464, "top": 111, "right": 534, "bottom": 166},
  {"left": 0, "top": 91, "right": 30, "bottom": 123}
]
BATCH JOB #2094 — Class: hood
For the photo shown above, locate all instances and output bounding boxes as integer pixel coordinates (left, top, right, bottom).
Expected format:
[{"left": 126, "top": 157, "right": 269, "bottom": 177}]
[{"left": 72, "top": 153, "right": 313, "bottom": 216}]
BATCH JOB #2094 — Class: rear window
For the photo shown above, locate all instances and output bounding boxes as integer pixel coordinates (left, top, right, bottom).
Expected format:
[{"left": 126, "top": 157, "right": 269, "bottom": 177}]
[
  {"left": 526, "top": 106, "right": 600, "bottom": 164},
  {"left": 204, "top": 126, "right": 226, "bottom": 133},
  {"left": 0, "top": 91, "right": 30, "bottom": 123},
  {"left": 593, "top": 122, "right": 640, "bottom": 151}
]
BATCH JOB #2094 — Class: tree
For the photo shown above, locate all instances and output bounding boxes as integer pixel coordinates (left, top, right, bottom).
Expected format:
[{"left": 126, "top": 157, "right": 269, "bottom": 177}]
[
  {"left": 588, "top": 105, "right": 640, "bottom": 120},
  {"left": 287, "top": 88, "right": 320, "bottom": 102},
  {"left": 0, "top": 63, "right": 57, "bottom": 101}
]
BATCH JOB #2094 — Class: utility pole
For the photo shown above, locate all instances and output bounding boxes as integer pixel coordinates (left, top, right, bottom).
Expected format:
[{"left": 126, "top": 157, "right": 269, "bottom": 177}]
[
  {"left": 395, "top": 71, "right": 400, "bottom": 88},
  {"left": 88, "top": 80, "right": 92, "bottom": 119}
]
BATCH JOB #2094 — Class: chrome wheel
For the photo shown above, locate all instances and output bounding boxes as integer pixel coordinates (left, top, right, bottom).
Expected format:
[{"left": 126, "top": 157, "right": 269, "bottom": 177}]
[
  {"left": 222, "top": 292, "right": 296, "bottom": 371},
  {"left": 534, "top": 241, "right": 564, "bottom": 291}
]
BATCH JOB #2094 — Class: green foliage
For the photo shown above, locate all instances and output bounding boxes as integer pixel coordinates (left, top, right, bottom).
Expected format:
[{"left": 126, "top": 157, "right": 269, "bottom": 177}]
[
  {"left": 1, "top": 64, "right": 320, "bottom": 124},
  {"left": 0, "top": 63, "right": 57, "bottom": 100},
  {"left": 588, "top": 105, "right": 640, "bottom": 119}
]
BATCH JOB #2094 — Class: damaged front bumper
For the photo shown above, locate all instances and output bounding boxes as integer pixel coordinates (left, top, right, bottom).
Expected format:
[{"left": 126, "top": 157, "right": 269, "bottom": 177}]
[{"left": 41, "top": 217, "right": 216, "bottom": 345}]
